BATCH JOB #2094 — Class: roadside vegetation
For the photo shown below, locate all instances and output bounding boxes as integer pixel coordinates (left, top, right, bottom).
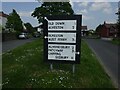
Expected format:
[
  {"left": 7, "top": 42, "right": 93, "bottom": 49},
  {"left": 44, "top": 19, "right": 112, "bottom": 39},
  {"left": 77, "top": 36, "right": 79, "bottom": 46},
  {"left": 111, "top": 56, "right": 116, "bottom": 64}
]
[
  {"left": 2, "top": 38, "right": 115, "bottom": 88},
  {"left": 112, "top": 38, "right": 120, "bottom": 45}
]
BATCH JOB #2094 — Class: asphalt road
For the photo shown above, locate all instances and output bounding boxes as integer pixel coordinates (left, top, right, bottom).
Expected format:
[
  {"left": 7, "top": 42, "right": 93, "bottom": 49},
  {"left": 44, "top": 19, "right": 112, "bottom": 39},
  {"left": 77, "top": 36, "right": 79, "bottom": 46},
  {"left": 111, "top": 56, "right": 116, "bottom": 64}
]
[
  {"left": 85, "top": 39, "right": 119, "bottom": 88},
  {"left": 2, "top": 38, "right": 37, "bottom": 53}
]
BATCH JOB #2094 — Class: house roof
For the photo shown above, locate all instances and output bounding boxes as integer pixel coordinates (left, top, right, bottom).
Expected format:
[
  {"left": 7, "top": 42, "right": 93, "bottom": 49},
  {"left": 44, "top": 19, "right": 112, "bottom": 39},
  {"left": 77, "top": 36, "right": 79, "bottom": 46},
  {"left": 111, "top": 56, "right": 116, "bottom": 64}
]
[
  {"left": 0, "top": 12, "right": 9, "bottom": 18},
  {"left": 105, "top": 24, "right": 116, "bottom": 29},
  {"left": 103, "top": 21, "right": 117, "bottom": 28}
]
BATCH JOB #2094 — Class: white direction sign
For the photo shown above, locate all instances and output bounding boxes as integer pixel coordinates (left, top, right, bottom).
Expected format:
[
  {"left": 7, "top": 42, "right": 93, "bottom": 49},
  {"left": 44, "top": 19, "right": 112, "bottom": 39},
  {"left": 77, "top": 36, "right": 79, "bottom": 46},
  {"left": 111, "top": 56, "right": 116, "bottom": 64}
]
[
  {"left": 44, "top": 15, "right": 81, "bottom": 63},
  {"left": 48, "top": 32, "right": 76, "bottom": 43},
  {"left": 48, "top": 20, "right": 76, "bottom": 31},
  {"left": 48, "top": 44, "right": 76, "bottom": 61}
]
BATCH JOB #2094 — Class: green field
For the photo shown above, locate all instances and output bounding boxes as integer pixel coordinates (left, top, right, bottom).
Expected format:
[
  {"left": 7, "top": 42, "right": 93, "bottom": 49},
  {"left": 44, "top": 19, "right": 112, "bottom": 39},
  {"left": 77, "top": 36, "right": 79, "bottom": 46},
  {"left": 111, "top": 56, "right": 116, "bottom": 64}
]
[{"left": 2, "top": 38, "right": 115, "bottom": 88}]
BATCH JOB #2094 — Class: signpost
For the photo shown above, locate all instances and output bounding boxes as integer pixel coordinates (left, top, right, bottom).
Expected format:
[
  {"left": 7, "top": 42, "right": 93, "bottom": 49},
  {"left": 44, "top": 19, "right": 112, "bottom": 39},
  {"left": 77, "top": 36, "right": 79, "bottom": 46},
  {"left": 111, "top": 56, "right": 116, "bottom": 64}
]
[{"left": 43, "top": 15, "right": 82, "bottom": 73}]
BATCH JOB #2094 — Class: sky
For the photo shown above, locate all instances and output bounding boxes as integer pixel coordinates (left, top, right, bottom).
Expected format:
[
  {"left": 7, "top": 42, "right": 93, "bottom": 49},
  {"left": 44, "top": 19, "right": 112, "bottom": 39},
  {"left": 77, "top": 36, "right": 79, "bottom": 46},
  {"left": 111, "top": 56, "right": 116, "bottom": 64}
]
[{"left": 1, "top": 1, "right": 119, "bottom": 30}]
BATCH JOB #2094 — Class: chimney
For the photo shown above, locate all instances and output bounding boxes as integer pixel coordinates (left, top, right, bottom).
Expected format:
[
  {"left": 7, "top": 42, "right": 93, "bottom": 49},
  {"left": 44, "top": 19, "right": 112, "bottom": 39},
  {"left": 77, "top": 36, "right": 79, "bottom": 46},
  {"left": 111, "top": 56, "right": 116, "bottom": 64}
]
[{"left": 104, "top": 21, "right": 106, "bottom": 25}]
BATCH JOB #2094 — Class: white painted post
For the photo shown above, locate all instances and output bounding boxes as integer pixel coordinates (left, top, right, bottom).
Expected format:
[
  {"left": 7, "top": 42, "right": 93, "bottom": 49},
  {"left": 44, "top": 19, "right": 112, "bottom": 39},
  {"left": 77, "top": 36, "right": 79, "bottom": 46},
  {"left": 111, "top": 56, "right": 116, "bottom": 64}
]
[
  {"left": 50, "top": 63, "right": 53, "bottom": 71},
  {"left": 72, "top": 64, "right": 75, "bottom": 74}
]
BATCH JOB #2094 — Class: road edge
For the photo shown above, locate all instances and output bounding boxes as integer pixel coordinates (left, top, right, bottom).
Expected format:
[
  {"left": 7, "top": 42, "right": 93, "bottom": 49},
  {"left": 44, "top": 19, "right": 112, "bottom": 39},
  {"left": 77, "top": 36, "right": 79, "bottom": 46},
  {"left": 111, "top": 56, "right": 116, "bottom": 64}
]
[{"left": 84, "top": 39, "right": 118, "bottom": 88}]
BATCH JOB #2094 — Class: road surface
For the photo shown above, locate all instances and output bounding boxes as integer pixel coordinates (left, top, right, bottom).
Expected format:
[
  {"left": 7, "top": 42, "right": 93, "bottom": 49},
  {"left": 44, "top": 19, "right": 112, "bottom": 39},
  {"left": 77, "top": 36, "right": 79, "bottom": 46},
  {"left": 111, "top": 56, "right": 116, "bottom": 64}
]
[
  {"left": 85, "top": 39, "right": 119, "bottom": 88},
  {"left": 2, "top": 38, "right": 37, "bottom": 53}
]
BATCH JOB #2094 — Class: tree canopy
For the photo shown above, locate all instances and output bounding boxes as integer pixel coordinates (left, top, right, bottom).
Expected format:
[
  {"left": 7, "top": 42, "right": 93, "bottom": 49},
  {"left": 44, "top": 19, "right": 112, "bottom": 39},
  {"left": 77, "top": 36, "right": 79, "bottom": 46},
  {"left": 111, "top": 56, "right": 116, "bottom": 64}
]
[
  {"left": 31, "top": 2, "right": 74, "bottom": 23},
  {"left": 24, "top": 23, "right": 35, "bottom": 34},
  {"left": 95, "top": 24, "right": 103, "bottom": 33},
  {"left": 6, "top": 9, "right": 23, "bottom": 32},
  {"left": 117, "top": 8, "right": 120, "bottom": 36},
  {"left": 116, "top": 2, "right": 120, "bottom": 37}
]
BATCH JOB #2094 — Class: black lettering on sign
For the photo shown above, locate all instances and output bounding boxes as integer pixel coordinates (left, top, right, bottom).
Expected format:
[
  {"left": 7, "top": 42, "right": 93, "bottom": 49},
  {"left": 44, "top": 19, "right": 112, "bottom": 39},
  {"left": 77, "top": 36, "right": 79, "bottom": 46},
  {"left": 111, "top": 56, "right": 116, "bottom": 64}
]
[
  {"left": 72, "top": 46, "right": 74, "bottom": 52},
  {"left": 65, "top": 46, "right": 70, "bottom": 49},
  {"left": 71, "top": 57, "right": 74, "bottom": 59},
  {"left": 72, "top": 26, "right": 74, "bottom": 29},
  {"left": 55, "top": 22, "right": 65, "bottom": 25},
  {"left": 72, "top": 38, "right": 75, "bottom": 41},
  {"left": 48, "top": 22, "right": 54, "bottom": 25},
  {"left": 48, "top": 49, "right": 63, "bottom": 52},
  {"left": 48, "top": 34, "right": 63, "bottom": 37},
  {"left": 55, "top": 56, "right": 68, "bottom": 59},
  {"left": 49, "top": 52, "right": 61, "bottom": 55},
  {"left": 58, "top": 38, "right": 67, "bottom": 41},
  {"left": 49, "top": 26, "right": 63, "bottom": 29},
  {"left": 49, "top": 38, "right": 56, "bottom": 41}
]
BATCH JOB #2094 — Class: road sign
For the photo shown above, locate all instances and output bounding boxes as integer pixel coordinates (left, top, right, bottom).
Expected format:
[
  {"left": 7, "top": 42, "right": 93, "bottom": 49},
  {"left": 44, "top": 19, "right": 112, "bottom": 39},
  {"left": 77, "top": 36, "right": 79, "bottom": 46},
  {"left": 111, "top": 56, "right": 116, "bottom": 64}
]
[
  {"left": 43, "top": 15, "right": 82, "bottom": 64},
  {"left": 48, "top": 20, "right": 76, "bottom": 31},
  {"left": 48, "top": 32, "right": 76, "bottom": 43},
  {"left": 48, "top": 44, "right": 76, "bottom": 61}
]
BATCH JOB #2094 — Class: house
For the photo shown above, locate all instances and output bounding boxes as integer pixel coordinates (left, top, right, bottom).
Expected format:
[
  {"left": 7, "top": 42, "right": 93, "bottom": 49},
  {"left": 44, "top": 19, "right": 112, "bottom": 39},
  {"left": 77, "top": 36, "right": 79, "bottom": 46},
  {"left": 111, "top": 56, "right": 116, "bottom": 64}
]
[
  {"left": 34, "top": 23, "right": 43, "bottom": 34},
  {"left": 96, "top": 21, "right": 118, "bottom": 38},
  {"left": 81, "top": 26, "right": 88, "bottom": 36},
  {"left": 0, "top": 12, "right": 8, "bottom": 28}
]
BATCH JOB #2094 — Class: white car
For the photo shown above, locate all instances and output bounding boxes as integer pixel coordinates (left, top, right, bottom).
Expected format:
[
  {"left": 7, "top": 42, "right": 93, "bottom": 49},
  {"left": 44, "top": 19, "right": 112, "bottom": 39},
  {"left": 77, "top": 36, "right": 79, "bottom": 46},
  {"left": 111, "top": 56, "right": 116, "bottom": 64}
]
[{"left": 18, "top": 33, "right": 28, "bottom": 39}]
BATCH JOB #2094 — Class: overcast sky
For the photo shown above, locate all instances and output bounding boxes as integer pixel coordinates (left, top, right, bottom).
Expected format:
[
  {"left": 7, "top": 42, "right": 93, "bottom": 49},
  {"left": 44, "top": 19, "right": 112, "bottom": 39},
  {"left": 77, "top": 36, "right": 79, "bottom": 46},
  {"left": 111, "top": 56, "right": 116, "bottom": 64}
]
[{"left": 1, "top": 1, "right": 118, "bottom": 30}]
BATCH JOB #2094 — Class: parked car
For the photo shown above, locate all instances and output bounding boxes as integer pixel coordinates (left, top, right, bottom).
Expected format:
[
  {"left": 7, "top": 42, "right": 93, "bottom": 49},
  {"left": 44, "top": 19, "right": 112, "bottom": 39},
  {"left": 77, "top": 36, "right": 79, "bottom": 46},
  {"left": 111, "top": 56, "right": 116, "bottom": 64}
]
[{"left": 18, "top": 33, "right": 29, "bottom": 39}]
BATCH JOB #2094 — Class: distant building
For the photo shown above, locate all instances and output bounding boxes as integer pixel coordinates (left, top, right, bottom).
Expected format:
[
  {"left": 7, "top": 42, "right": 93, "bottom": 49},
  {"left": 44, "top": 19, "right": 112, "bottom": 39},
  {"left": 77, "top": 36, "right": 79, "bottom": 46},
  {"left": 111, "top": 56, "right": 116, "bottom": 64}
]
[
  {"left": 0, "top": 12, "right": 8, "bottom": 28},
  {"left": 81, "top": 26, "right": 88, "bottom": 36},
  {"left": 96, "top": 21, "right": 118, "bottom": 38},
  {"left": 34, "top": 24, "right": 43, "bottom": 34}
]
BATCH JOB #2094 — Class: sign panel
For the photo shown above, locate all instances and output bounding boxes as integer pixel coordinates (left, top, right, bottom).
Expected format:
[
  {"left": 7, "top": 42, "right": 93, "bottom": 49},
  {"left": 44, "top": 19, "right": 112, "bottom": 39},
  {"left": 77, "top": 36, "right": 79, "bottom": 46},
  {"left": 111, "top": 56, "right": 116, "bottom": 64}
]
[
  {"left": 48, "top": 32, "right": 76, "bottom": 43},
  {"left": 48, "top": 20, "right": 76, "bottom": 31},
  {"left": 43, "top": 15, "right": 82, "bottom": 64},
  {"left": 48, "top": 44, "right": 76, "bottom": 61}
]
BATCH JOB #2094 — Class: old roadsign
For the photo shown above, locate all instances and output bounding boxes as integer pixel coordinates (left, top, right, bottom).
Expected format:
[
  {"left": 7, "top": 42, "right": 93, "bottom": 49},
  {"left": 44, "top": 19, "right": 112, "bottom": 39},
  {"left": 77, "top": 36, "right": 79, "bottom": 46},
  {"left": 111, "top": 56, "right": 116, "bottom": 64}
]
[{"left": 43, "top": 15, "right": 82, "bottom": 64}]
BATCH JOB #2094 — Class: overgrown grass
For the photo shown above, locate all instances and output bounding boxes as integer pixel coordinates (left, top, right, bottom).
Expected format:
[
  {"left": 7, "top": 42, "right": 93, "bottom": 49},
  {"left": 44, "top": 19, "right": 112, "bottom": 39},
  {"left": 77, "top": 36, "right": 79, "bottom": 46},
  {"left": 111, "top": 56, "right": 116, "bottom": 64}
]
[
  {"left": 111, "top": 38, "right": 120, "bottom": 45},
  {"left": 2, "top": 38, "right": 115, "bottom": 88}
]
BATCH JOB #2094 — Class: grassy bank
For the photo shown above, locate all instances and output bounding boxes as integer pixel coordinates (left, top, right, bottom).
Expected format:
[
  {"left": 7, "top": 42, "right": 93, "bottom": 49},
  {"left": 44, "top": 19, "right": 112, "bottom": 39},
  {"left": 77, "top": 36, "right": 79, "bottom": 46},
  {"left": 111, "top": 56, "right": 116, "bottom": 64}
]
[{"left": 2, "top": 38, "right": 115, "bottom": 88}]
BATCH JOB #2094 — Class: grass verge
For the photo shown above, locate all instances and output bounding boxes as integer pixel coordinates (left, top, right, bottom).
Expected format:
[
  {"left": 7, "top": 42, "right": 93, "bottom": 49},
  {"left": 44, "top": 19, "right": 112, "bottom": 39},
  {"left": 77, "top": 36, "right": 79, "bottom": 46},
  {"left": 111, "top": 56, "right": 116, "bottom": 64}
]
[
  {"left": 2, "top": 38, "right": 115, "bottom": 88},
  {"left": 111, "top": 38, "right": 120, "bottom": 45}
]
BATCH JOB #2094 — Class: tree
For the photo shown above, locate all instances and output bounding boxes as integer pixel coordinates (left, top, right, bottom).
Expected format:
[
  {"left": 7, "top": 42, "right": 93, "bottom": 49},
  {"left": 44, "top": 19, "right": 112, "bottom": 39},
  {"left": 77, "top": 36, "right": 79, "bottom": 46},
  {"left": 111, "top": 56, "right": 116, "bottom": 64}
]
[
  {"left": 31, "top": 2, "right": 74, "bottom": 23},
  {"left": 95, "top": 24, "right": 103, "bottom": 37},
  {"left": 5, "top": 9, "right": 23, "bottom": 33},
  {"left": 24, "top": 23, "right": 35, "bottom": 34},
  {"left": 116, "top": 3, "right": 120, "bottom": 37}
]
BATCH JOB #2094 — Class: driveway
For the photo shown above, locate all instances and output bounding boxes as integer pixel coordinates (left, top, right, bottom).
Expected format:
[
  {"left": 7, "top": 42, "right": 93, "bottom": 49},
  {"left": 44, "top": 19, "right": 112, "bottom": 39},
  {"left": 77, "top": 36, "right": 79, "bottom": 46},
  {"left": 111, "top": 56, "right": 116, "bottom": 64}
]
[
  {"left": 85, "top": 39, "right": 119, "bottom": 88},
  {"left": 2, "top": 38, "right": 37, "bottom": 53}
]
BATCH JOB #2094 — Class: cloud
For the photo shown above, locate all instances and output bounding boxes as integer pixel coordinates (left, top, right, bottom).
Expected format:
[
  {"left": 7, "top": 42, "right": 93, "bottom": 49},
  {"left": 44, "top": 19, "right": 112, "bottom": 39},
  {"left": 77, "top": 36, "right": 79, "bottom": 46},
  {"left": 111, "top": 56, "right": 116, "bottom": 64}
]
[
  {"left": 18, "top": 11, "right": 33, "bottom": 17},
  {"left": 0, "top": 3, "right": 2, "bottom": 11},
  {"left": 83, "top": 15, "right": 93, "bottom": 20},
  {"left": 78, "top": 2, "right": 88, "bottom": 7},
  {"left": 103, "top": 8, "right": 112, "bottom": 14},
  {"left": 115, "top": 7, "right": 118, "bottom": 13},
  {"left": 71, "top": 0, "right": 118, "bottom": 2},
  {"left": 105, "top": 20, "right": 117, "bottom": 24},
  {"left": 90, "top": 2, "right": 112, "bottom": 14},
  {"left": 75, "top": 9, "right": 88, "bottom": 14},
  {"left": 80, "top": 9, "right": 88, "bottom": 14}
]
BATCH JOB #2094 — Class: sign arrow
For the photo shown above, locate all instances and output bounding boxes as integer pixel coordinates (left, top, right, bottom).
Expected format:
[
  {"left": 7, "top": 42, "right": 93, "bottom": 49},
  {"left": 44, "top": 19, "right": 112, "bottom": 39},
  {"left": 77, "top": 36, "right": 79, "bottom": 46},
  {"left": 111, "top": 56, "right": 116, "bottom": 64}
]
[
  {"left": 44, "top": 17, "right": 49, "bottom": 21},
  {"left": 44, "top": 36, "right": 48, "bottom": 39},
  {"left": 75, "top": 52, "right": 80, "bottom": 55}
]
